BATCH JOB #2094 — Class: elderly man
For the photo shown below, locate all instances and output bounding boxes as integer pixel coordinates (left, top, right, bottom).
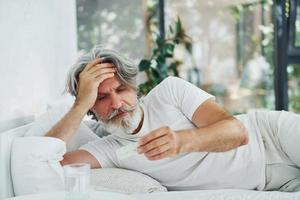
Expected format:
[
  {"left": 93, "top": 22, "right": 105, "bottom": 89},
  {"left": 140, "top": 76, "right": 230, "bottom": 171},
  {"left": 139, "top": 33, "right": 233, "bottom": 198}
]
[{"left": 46, "top": 46, "right": 300, "bottom": 192}]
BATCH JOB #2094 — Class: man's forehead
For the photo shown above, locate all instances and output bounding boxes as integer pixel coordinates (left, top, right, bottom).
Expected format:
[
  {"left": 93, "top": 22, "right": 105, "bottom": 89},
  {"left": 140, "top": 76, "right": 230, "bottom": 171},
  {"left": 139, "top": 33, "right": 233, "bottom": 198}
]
[{"left": 97, "top": 76, "right": 122, "bottom": 93}]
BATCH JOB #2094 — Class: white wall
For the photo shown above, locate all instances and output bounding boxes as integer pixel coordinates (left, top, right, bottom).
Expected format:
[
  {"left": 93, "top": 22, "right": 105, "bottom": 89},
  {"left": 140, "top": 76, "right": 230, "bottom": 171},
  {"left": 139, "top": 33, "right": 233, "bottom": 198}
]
[{"left": 0, "top": 0, "right": 77, "bottom": 131}]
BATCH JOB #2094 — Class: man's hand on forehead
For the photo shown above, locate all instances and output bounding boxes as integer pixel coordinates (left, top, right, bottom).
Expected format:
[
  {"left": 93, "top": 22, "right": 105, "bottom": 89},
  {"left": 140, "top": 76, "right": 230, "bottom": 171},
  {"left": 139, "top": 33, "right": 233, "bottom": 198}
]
[
  {"left": 84, "top": 58, "right": 115, "bottom": 75},
  {"left": 75, "top": 58, "right": 117, "bottom": 110}
]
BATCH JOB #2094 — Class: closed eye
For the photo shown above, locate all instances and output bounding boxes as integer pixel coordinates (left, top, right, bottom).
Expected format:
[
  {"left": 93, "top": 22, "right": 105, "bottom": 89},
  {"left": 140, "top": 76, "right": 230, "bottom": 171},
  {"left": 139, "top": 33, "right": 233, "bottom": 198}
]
[
  {"left": 116, "top": 86, "right": 127, "bottom": 92},
  {"left": 97, "top": 95, "right": 106, "bottom": 100}
]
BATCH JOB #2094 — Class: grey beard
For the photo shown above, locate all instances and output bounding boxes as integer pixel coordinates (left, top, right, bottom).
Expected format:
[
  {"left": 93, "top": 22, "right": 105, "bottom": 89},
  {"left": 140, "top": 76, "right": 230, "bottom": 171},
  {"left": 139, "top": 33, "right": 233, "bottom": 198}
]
[{"left": 93, "top": 102, "right": 143, "bottom": 138}]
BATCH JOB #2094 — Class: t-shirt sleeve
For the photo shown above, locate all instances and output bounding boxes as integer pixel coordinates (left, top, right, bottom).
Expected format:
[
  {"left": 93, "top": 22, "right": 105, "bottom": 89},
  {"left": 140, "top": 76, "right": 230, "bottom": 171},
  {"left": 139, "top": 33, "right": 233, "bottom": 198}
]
[
  {"left": 150, "top": 76, "right": 215, "bottom": 120},
  {"left": 79, "top": 136, "right": 120, "bottom": 168}
]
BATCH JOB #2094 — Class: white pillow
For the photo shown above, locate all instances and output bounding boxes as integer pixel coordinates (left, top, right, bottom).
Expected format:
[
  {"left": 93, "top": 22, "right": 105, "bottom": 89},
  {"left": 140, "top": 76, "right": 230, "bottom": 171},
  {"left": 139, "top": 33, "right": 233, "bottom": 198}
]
[
  {"left": 90, "top": 168, "right": 167, "bottom": 194},
  {"left": 25, "top": 102, "right": 99, "bottom": 152},
  {"left": 11, "top": 137, "right": 167, "bottom": 196},
  {"left": 11, "top": 137, "right": 66, "bottom": 196}
]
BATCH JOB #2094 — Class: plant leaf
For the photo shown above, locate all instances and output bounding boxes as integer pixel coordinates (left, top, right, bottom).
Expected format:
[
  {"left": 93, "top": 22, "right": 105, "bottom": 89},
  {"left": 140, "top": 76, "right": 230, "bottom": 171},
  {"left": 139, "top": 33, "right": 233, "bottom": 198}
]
[
  {"left": 169, "top": 25, "right": 174, "bottom": 34},
  {"left": 156, "top": 35, "right": 165, "bottom": 47},
  {"left": 185, "top": 41, "right": 193, "bottom": 54},
  {"left": 139, "top": 59, "right": 151, "bottom": 71},
  {"left": 175, "top": 16, "right": 182, "bottom": 36},
  {"left": 164, "top": 43, "right": 175, "bottom": 57}
]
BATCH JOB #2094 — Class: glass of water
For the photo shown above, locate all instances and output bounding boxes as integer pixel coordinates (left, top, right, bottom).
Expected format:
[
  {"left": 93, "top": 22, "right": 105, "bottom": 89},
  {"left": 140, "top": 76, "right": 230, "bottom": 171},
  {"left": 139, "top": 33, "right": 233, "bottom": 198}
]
[{"left": 63, "top": 163, "right": 91, "bottom": 200}]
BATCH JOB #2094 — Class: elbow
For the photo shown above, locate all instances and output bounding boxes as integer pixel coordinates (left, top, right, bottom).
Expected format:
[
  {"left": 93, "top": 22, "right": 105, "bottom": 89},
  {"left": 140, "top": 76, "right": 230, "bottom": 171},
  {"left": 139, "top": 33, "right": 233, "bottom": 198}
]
[
  {"left": 229, "top": 117, "right": 249, "bottom": 147},
  {"left": 60, "top": 153, "right": 71, "bottom": 166},
  {"left": 236, "top": 121, "right": 249, "bottom": 146},
  {"left": 59, "top": 156, "right": 68, "bottom": 166}
]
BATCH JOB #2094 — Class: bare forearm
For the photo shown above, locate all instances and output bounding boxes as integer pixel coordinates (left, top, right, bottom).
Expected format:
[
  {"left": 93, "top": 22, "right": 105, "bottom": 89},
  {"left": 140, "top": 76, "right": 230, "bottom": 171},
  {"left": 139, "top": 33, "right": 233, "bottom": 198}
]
[
  {"left": 178, "top": 117, "right": 249, "bottom": 153},
  {"left": 45, "top": 104, "right": 88, "bottom": 143}
]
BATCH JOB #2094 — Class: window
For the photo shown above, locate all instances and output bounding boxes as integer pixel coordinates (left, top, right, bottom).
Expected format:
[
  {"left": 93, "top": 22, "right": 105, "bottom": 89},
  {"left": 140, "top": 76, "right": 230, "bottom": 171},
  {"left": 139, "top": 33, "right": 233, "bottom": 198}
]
[
  {"left": 76, "top": 0, "right": 146, "bottom": 61},
  {"left": 164, "top": 1, "right": 274, "bottom": 114}
]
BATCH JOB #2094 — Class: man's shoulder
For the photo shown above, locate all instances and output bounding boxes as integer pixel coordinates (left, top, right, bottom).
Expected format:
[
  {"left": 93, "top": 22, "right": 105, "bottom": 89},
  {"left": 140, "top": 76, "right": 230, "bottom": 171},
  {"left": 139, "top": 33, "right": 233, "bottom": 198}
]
[
  {"left": 146, "top": 76, "right": 182, "bottom": 96},
  {"left": 141, "top": 76, "right": 186, "bottom": 110},
  {"left": 159, "top": 76, "right": 182, "bottom": 86}
]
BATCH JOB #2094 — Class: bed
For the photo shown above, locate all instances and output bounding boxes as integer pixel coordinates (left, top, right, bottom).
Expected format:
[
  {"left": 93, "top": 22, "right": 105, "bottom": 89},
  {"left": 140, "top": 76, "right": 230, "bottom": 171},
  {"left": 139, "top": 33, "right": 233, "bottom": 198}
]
[{"left": 0, "top": 123, "right": 299, "bottom": 200}]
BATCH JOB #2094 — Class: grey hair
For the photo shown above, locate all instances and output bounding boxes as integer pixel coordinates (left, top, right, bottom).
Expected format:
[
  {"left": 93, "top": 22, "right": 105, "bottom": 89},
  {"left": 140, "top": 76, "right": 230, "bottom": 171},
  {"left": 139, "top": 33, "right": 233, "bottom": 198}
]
[{"left": 65, "top": 45, "right": 139, "bottom": 97}]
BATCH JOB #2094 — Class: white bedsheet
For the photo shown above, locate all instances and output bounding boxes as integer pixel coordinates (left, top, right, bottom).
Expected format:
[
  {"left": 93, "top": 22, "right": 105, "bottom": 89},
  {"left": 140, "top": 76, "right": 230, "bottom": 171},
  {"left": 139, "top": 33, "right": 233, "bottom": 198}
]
[
  {"left": 4, "top": 190, "right": 299, "bottom": 200},
  {"left": 131, "top": 189, "right": 300, "bottom": 200},
  {"left": 3, "top": 123, "right": 300, "bottom": 200}
]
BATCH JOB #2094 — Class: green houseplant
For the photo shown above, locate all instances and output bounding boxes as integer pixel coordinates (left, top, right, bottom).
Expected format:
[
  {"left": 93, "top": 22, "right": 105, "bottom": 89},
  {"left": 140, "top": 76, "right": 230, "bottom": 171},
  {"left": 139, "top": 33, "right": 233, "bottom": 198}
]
[{"left": 138, "top": 17, "right": 193, "bottom": 95}]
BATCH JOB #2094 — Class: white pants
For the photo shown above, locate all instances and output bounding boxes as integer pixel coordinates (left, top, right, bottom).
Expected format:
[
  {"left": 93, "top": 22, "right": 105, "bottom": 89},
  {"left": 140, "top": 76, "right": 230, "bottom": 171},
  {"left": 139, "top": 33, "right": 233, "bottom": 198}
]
[{"left": 252, "top": 110, "right": 300, "bottom": 191}]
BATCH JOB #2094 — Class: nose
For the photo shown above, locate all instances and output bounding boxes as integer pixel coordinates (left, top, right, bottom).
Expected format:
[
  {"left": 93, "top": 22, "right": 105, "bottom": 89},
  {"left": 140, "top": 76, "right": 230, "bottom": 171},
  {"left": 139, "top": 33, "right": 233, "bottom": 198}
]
[{"left": 110, "top": 92, "right": 122, "bottom": 109}]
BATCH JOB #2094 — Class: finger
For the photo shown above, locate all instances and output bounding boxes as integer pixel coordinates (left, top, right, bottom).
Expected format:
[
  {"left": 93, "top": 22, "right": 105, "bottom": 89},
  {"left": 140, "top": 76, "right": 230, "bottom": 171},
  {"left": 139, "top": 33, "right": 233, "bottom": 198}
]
[
  {"left": 90, "top": 67, "right": 116, "bottom": 77},
  {"left": 88, "top": 63, "right": 115, "bottom": 73},
  {"left": 138, "top": 127, "right": 169, "bottom": 147},
  {"left": 95, "top": 63, "right": 115, "bottom": 68},
  {"left": 138, "top": 135, "right": 169, "bottom": 154},
  {"left": 145, "top": 143, "right": 170, "bottom": 157},
  {"left": 95, "top": 72, "right": 115, "bottom": 83},
  {"left": 84, "top": 58, "right": 102, "bottom": 72},
  {"left": 149, "top": 150, "right": 172, "bottom": 161}
]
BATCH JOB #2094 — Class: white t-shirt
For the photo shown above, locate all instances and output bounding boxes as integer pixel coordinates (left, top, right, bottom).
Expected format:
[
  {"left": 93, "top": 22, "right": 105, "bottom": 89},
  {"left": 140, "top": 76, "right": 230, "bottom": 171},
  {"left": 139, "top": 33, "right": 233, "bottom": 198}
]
[{"left": 80, "top": 76, "right": 265, "bottom": 191}]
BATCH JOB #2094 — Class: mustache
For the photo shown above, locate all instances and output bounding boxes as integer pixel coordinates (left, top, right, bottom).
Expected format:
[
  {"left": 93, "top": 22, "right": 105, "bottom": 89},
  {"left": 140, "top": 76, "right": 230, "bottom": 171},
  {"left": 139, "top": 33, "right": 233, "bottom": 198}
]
[{"left": 107, "top": 104, "right": 137, "bottom": 121}]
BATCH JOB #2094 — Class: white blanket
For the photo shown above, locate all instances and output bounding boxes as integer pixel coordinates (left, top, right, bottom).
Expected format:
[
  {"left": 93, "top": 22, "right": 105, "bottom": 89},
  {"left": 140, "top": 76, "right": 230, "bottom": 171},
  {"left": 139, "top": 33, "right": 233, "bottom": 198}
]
[
  {"left": 10, "top": 137, "right": 300, "bottom": 199},
  {"left": 132, "top": 189, "right": 300, "bottom": 200},
  {"left": 10, "top": 137, "right": 167, "bottom": 195}
]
